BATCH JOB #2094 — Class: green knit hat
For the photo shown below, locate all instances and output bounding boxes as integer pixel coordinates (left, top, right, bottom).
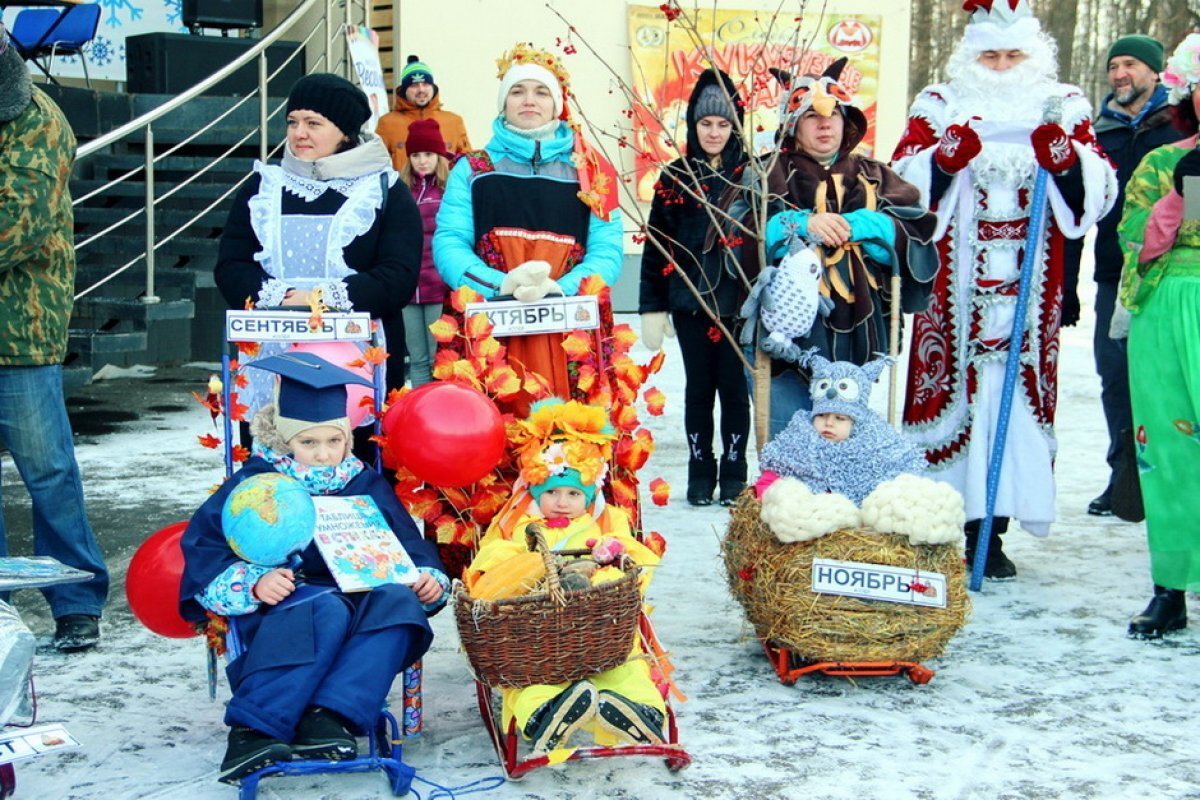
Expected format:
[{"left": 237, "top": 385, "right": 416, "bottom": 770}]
[
  {"left": 1108, "top": 35, "right": 1165, "bottom": 74},
  {"left": 400, "top": 55, "right": 434, "bottom": 91}
]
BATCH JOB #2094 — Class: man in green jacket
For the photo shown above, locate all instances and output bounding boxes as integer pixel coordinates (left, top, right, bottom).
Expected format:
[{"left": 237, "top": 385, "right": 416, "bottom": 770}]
[{"left": 0, "top": 22, "right": 108, "bottom": 651}]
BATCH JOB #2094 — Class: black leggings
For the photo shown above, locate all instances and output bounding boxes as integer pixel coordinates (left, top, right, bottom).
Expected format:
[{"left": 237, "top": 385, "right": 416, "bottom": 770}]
[{"left": 671, "top": 312, "right": 750, "bottom": 482}]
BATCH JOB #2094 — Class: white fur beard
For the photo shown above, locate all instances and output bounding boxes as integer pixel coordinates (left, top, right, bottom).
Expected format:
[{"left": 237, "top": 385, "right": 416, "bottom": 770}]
[{"left": 948, "top": 60, "right": 1059, "bottom": 122}]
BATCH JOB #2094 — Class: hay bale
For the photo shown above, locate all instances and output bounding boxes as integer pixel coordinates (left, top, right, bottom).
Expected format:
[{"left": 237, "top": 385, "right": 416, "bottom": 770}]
[{"left": 722, "top": 490, "right": 970, "bottom": 663}]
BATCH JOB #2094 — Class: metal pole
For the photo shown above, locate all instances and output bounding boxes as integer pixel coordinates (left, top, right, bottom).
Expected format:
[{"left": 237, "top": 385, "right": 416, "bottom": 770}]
[
  {"left": 259, "top": 52, "right": 269, "bottom": 163},
  {"left": 143, "top": 125, "right": 159, "bottom": 304},
  {"left": 324, "top": 0, "right": 333, "bottom": 72}
]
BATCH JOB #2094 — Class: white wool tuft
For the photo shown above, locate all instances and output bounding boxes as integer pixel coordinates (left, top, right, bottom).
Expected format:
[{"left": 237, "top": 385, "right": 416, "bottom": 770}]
[
  {"left": 861, "top": 474, "right": 965, "bottom": 546},
  {"left": 759, "top": 477, "right": 861, "bottom": 543}
]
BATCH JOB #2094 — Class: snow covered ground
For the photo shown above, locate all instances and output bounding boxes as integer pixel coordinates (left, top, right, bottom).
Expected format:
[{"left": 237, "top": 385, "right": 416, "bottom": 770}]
[{"left": 4, "top": 288, "right": 1198, "bottom": 800}]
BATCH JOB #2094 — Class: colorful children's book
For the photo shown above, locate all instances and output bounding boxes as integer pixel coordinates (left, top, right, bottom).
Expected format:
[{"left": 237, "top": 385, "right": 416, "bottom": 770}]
[{"left": 311, "top": 495, "right": 418, "bottom": 591}]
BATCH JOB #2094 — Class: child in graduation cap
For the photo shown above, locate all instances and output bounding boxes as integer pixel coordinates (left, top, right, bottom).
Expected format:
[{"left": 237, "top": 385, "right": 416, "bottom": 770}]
[
  {"left": 178, "top": 352, "right": 448, "bottom": 785},
  {"left": 466, "top": 399, "right": 667, "bottom": 754}
]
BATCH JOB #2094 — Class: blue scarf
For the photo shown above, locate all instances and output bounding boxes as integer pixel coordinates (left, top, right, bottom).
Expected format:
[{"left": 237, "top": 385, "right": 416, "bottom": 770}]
[{"left": 252, "top": 442, "right": 365, "bottom": 495}]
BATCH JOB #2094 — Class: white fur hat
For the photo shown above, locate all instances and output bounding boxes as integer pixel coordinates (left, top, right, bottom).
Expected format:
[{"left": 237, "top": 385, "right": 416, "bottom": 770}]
[
  {"left": 961, "top": 0, "right": 1042, "bottom": 54},
  {"left": 497, "top": 62, "right": 564, "bottom": 120}
]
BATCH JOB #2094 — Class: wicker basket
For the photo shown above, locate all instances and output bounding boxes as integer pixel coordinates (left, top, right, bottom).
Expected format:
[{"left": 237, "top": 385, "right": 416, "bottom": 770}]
[
  {"left": 454, "top": 524, "right": 642, "bottom": 688},
  {"left": 723, "top": 491, "right": 970, "bottom": 663}
]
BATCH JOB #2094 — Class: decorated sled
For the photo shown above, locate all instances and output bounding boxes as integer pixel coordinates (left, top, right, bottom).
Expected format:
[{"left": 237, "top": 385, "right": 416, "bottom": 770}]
[{"left": 723, "top": 489, "right": 970, "bottom": 685}]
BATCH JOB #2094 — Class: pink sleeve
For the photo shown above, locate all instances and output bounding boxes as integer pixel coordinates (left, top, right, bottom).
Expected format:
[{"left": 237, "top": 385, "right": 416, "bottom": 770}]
[
  {"left": 755, "top": 470, "right": 780, "bottom": 500},
  {"left": 1140, "top": 190, "right": 1185, "bottom": 263}
]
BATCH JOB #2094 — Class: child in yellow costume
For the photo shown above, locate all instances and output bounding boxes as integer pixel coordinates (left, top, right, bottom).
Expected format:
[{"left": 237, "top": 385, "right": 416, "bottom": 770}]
[{"left": 465, "top": 399, "right": 666, "bottom": 753}]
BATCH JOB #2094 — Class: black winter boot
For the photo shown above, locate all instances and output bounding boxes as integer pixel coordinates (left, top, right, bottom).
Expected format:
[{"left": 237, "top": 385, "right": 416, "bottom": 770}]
[
  {"left": 963, "top": 519, "right": 1016, "bottom": 580},
  {"left": 1128, "top": 586, "right": 1187, "bottom": 639},
  {"left": 291, "top": 706, "right": 357, "bottom": 761},
  {"left": 718, "top": 457, "right": 747, "bottom": 507},
  {"left": 219, "top": 726, "right": 292, "bottom": 784},
  {"left": 687, "top": 457, "right": 717, "bottom": 506}
]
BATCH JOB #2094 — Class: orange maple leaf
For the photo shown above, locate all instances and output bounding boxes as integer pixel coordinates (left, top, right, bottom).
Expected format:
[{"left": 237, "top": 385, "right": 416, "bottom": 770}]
[
  {"left": 561, "top": 331, "right": 593, "bottom": 360},
  {"left": 228, "top": 359, "right": 240, "bottom": 371},
  {"left": 611, "top": 324, "right": 638, "bottom": 353},
  {"left": 577, "top": 274, "right": 607, "bottom": 296},
  {"left": 231, "top": 445, "right": 251, "bottom": 463},
  {"left": 234, "top": 341, "right": 261, "bottom": 358},
  {"left": 612, "top": 403, "right": 640, "bottom": 433},
  {"left": 645, "top": 350, "right": 666, "bottom": 375},
  {"left": 197, "top": 433, "right": 221, "bottom": 449},
  {"left": 484, "top": 366, "right": 523, "bottom": 398},
  {"left": 450, "top": 285, "right": 485, "bottom": 313},
  {"left": 644, "top": 387, "right": 666, "bottom": 416},
  {"left": 432, "top": 514, "right": 461, "bottom": 544},
  {"left": 522, "top": 370, "right": 554, "bottom": 400},
  {"left": 475, "top": 336, "right": 505, "bottom": 364},
  {"left": 469, "top": 484, "right": 509, "bottom": 525},
  {"left": 643, "top": 530, "right": 667, "bottom": 557},
  {"left": 361, "top": 345, "right": 388, "bottom": 366},
  {"left": 649, "top": 477, "right": 671, "bottom": 506},
  {"left": 575, "top": 364, "right": 597, "bottom": 394},
  {"left": 429, "top": 315, "right": 460, "bottom": 344},
  {"left": 615, "top": 428, "right": 655, "bottom": 471},
  {"left": 227, "top": 393, "right": 251, "bottom": 423},
  {"left": 464, "top": 311, "right": 494, "bottom": 339},
  {"left": 609, "top": 476, "right": 638, "bottom": 507},
  {"left": 234, "top": 372, "right": 249, "bottom": 389},
  {"left": 406, "top": 488, "right": 445, "bottom": 522}
]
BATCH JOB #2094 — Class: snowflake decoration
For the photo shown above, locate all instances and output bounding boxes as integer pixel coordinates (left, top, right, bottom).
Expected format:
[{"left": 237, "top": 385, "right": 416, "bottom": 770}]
[
  {"left": 98, "top": 0, "right": 143, "bottom": 27},
  {"left": 163, "top": 0, "right": 183, "bottom": 25},
  {"left": 88, "top": 35, "right": 114, "bottom": 67}
]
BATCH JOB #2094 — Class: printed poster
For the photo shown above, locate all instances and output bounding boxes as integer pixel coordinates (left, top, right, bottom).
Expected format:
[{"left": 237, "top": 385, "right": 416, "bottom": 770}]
[
  {"left": 345, "top": 25, "right": 389, "bottom": 130},
  {"left": 626, "top": 5, "right": 883, "bottom": 201}
]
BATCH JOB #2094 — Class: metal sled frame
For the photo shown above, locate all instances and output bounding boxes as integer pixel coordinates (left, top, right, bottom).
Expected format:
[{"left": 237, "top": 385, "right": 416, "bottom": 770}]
[
  {"left": 761, "top": 640, "right": 935, "bottom": 685},
  {"left": 472, "top": 615, "right": 691, "bottom": 780}
]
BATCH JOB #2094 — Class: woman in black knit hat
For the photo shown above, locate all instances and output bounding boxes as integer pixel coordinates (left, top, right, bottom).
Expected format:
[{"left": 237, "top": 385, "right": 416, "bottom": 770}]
[{"left": 215, "top": 73, "right": 422, "bottom": 459}]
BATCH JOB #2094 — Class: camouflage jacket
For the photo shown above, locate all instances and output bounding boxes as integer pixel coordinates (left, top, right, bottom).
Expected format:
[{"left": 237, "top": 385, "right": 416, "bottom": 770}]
[{"left": 0, "top": 86, "right": 76, "bottom": 366}]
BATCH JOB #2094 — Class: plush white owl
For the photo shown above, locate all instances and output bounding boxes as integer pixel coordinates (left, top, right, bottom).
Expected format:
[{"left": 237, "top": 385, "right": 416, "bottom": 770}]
[{"left": 740, "top": 236, "right": 829, "bottom": 363}]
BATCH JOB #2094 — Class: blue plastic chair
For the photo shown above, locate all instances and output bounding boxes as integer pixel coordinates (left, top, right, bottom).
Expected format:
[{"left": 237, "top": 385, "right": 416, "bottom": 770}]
[{"left": 9, "top": 4, "right": 101, "bottom": 87}]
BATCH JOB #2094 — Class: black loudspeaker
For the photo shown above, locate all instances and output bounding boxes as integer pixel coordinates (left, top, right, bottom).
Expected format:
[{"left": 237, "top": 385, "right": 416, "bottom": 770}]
[
  {"left": 183, "top": 0, "right": 263, "bottom": 30},
  {"left": 125, "top": 33, "right": 304, "bottom": 97}
]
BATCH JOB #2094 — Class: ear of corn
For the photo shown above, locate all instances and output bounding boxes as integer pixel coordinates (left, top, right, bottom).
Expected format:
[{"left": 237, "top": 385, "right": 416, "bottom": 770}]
[{"left": 469, "top": 551, "right": 549, "bottom": 601}]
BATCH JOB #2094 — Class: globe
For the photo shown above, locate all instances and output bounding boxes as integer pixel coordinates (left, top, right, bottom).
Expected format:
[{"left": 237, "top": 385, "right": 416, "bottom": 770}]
[{"left": 220, "top": 473, "right": 316, "bottom": 566}]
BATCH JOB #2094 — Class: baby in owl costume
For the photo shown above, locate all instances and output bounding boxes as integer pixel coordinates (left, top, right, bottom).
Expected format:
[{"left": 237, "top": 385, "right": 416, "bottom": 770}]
[{"left": 755, "top": 355, "right": 963, "bottom": 545}]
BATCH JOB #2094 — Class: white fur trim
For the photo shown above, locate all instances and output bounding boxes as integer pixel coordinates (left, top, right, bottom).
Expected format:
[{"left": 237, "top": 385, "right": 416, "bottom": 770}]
[
  {"left": 962, "top": 16, "right": 1042, "bottom": 54},
  {"left": 497, "top": 64, "right": 563, "bottom": 119}
]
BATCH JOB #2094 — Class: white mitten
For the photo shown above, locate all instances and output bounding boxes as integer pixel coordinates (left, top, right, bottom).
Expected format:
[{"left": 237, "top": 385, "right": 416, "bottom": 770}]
[
  {"left": 499, "top": 260, "right": 553, "bottom": 296},
  {"left": 640, "top": 312, "right": 675, "bottom": 351},
  {"left": 513, "top": 279, "right": 564, "bottom": 303},
  {"left": 1109, "top": 301, "right": 1131, "bottom": 340}
]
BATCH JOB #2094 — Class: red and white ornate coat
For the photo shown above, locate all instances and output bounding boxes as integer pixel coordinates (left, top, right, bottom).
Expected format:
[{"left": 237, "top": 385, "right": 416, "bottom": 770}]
[{"left": 889, "top": 81, "right": 1116, "bottom": 535}]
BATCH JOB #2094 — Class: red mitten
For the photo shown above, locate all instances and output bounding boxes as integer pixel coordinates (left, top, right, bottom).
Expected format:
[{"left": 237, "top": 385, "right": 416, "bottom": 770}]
[
  {"left": 1031, "top": 123, "right": 1078, "bottom": 173},
  {"left": 933, "top": 123, "right": 982, "bottom": 173}
]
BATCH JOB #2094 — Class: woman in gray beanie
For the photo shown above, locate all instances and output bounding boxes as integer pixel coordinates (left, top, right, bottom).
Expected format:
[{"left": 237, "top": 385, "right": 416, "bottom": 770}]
[
  {"left": 215, "top": 73, "right": 423, "bottom": 460},
  {"left": 638, "top": 67, "right": 752, "bottom": 506}
]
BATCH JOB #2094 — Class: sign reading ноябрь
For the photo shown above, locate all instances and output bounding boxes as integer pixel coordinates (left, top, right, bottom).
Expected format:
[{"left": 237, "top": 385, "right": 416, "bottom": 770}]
[{"left": 811, "top": 558, "right": 947, "bottom": 608}]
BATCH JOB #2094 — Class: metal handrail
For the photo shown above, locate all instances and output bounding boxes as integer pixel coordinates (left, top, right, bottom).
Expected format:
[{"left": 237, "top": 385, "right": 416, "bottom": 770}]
[{"left": 71, "top": 0, "right": 366, "bottom": 305}]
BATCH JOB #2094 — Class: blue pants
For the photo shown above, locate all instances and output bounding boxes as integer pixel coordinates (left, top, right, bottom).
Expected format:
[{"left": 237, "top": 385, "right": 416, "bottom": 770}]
[
  {"left": 1093, "top": 281, "right": 1132, "bottom": 491},
  {"left": 769, "top": 369, "right": 813, "bottom": 440},
  {"left": 225, "top": 583, "right": 431, "bottom": 742},
  {"left": 0, "top": 365, "right": 108, "bottom": 617}
]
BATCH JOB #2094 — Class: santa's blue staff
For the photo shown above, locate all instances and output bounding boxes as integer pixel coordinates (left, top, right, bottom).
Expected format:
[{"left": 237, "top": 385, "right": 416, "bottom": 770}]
[{"left": 969, "top": 104, "right": 1059, "bottom": 591}]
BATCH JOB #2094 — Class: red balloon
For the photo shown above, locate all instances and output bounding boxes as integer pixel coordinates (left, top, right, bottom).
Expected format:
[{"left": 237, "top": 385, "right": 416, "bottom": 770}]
[
  {"left": 126, "top": 522, "right": 198, "bottom": 639},
  {"left": 385, "top": 383, "right": 506, "bottom": 487}
]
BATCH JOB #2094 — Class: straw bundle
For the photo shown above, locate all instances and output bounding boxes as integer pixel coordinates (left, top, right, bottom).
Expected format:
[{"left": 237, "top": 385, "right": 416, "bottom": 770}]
[{"left": 722, "top": 491, "right": 970, "bottom": 663}]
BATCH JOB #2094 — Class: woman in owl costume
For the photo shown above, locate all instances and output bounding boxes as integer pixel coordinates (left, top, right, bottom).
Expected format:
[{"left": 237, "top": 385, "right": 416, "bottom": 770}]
[{"left": 749, "top": 59, "right": 939, "bottom": 437}]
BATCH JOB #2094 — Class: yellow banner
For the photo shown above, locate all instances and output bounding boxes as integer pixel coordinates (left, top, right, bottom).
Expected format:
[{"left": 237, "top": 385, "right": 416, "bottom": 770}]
[{"left": 627, "top": 5, "right": 883, "bottom": 201}]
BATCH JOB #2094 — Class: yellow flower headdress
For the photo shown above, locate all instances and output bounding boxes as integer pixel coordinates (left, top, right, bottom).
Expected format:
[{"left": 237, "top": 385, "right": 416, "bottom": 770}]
[{"left": 512, "top": 399, "right": 616, "bottom": 490}]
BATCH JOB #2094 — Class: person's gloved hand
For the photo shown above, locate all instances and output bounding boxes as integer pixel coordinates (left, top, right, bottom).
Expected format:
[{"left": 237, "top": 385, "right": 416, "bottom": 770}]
[
  {"left": 640, "top": 311, "right": 675, "bottom": 351},
  {"left": 499, "top": 260, "right": 552, "bottom": 296},
  {"left": 1172, "top": 148, "right": 1200, "bottom": 195},
  {"left": 1031, "top": 123, "right": 1078, "bottom": 174},
  {"left": 1061, "top": 289, "right": 1080, "bottom": 328},
  {"left": 512, "top": 278, "right": 563, "bottom": 303},
  {"left": 933, "top": 121, "right": 982, "bottom": 174}
]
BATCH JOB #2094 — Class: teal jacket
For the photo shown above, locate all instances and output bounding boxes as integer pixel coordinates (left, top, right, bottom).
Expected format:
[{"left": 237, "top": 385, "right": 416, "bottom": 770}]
[
  {"left": 432, "top": 117, "right": 623, "bottom": 297},
  {"left": 0, "top": 87, "right": 76, "bottom": 366}
]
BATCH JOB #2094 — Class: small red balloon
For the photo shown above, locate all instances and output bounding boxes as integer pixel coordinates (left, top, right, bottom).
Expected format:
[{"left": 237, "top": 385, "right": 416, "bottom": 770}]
[
  {"left": 385, "top": 383, "right": 506, "bottom": 488},
  {"left": 126, "top": 522, "right": 198, "bottom": 639}
]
